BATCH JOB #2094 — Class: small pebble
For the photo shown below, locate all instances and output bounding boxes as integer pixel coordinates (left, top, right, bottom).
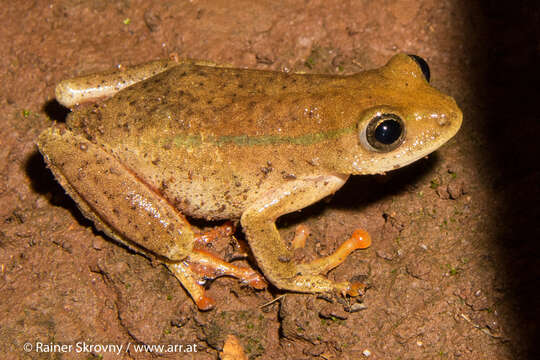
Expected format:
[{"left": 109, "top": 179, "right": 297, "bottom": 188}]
[
  {"left": 362, "top": 349, "right": 371, "bottom": 357},
  {"left": 319, "top": 304, "right": 348, "bottom": 319},
  {"left": 376, "top": 249, "right": 395, "bottom": 261},
  {"left": 348, "top": 303, "right": 367, "bottom": 312}
]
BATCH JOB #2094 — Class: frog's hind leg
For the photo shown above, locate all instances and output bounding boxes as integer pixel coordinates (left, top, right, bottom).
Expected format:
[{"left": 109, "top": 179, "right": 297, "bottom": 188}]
[
  {"left": 37, "top": 127, "right": 196, "bottom": 260},
  {"left": 167, "top": 262, "right": 216, "bottom": 311},
  {"left": 193, "top": 221, "right": 236, "bottom": 247},
  {"left": 56, "top": 59, "right": 179, "bottom": 107},
  {"left": 185, "top": 250, "right": 267, "bottom": 289},
  {"left": 167, "top": 247, "right": 267, "bottom": 310},
  {"left": 37, "top": 128, "right": 217, "bottom": 310},
  {"left": 189, "top": 222, "right": 267, "bottom": 289},
  {"left": 56, "top": 55, "right": 240, "bottom": 108},
  {"left": 194, "top": 221, "right": 253, "bottom": 261}
]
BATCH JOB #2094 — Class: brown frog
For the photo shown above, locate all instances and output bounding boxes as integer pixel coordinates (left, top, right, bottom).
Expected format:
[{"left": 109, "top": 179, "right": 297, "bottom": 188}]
[{"left": 37, "top": 54, "right": 462, "bottom": 309}]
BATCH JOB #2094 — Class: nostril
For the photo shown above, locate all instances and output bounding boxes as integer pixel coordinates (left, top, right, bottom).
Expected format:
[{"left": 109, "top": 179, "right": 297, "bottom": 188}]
[
  {"left": 437, "top": 114, "right": 450, "bottom": 126},
  {"left": 430, "top": 113, "right": 451, "bottom": 127}
]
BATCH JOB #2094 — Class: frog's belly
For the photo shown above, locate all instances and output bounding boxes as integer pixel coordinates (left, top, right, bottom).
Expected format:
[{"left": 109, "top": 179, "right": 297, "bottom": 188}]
[
  {"left": 161, "top": 166, "right": 284, "bottom": 221},
  {"left": 111, "top": 135, "right": 313, "bottom": 220},
  {"left": 164, "top": 178, "right": 258, "bottom": 220},
  {"left": 115, "top": 145, "right": 275, "bottom": 221}
]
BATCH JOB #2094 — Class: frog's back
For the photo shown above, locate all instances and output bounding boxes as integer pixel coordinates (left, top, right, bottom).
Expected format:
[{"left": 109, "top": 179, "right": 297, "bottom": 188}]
[
  {"left": 69, "top": 63, "right": 367, "bottom": 143},
  {"left": 66, "top": 64, "right": 363, "bottom": 220}
]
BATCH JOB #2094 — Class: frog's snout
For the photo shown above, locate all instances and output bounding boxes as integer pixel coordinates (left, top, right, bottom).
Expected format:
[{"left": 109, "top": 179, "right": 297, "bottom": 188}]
[
  {"left": 445, "top": 103, "right": 463, "bottom": 132},
  {"left": 432, "top": 111, "right": 463, "bottom": 149},
  {"left": 437, "top": 112, "right": 461, "bottom": 126},
  {"left": 434, "top": 112, "right": 454, "bottom": 127},
  {"left": 429, "top": 97, "right": 463, "bottom": 135},
  {"left": 437, "top": 115, "right": 450, "bottom": 126}
]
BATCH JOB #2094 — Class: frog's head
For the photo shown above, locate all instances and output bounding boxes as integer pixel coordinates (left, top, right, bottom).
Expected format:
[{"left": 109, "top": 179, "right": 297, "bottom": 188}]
[{"left": 341, "top": 53, "right": 462, "bottom": 175}]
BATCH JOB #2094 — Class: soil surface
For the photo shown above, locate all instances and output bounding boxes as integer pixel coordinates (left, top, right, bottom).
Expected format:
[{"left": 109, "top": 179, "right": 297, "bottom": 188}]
[{"left": 1, "top": 1, "right": 538, "bottom": 359}]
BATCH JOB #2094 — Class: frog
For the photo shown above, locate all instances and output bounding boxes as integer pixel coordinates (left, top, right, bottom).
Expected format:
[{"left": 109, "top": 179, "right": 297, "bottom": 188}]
[{"left": 37, "top": 53, "right": 462, "bottom": 310}]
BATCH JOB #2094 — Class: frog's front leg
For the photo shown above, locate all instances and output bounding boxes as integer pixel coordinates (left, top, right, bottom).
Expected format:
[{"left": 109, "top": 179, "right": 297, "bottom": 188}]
[{"left": 241, "top": 175, "right": 371, "bottom": 296}]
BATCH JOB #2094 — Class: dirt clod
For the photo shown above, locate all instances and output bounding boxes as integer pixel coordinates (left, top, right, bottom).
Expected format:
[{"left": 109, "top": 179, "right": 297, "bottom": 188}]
[
  {"left": 319, "top": 304, "right": 349, "bottom": 320},
  {"left": 448, "top": 180, "right": 465, "bottom": 199}
]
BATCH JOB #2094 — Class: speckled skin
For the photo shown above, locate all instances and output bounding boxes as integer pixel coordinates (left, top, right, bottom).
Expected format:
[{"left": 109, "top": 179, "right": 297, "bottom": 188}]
[{"left": 37, "top": 54, "right": 462, "bottom": 304}]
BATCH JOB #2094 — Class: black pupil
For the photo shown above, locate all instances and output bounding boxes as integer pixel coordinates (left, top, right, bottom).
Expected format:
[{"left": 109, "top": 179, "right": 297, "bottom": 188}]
[{"left": 374, "top": 119, "right": 402, "bottom": 145}]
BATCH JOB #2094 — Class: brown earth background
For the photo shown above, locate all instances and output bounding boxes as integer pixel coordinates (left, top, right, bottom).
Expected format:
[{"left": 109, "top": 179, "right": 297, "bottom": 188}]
[{"left": 1, "top": 1, "right": 539, "bottom": 359}]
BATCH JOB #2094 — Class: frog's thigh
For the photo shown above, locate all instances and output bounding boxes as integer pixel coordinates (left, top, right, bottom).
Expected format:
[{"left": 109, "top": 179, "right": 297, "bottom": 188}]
[
  {"left": 37, "top": 128, "right": 194, "bottom": 260},
  {"left": 240, "top": 175, "right": 350, "bottom": 293},
  {"left": 56, "top": 59, "right": 179, "bottom": 107}
]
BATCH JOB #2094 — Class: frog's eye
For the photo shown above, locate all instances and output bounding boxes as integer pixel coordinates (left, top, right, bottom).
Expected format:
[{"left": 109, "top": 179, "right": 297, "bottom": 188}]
[
  {"left": 408, "top": 54, "right": 430, "bottom": 82},
  {"left": 364, "top": 114, "right": 405, "bottom": 152}
]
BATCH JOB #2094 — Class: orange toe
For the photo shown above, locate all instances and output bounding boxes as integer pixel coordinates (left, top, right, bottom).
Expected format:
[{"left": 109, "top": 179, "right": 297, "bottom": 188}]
[
  {"left": 244, "top": 273, "right": 268, "bottom": 290},
  {"left": 194, "top": 221, "right": 236, "bottom": 247},
  {"left": 348, "top": 229, "right": 372, "bottom": 250},
  {"left": 292, "top": 224, "right": 310, "bottom": 249},
  {"left": 195, "top": 295, "right": 216, "bottom": 311},
  {"left": 345, "top": 282, "right": 366, "bottom": 297}
]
